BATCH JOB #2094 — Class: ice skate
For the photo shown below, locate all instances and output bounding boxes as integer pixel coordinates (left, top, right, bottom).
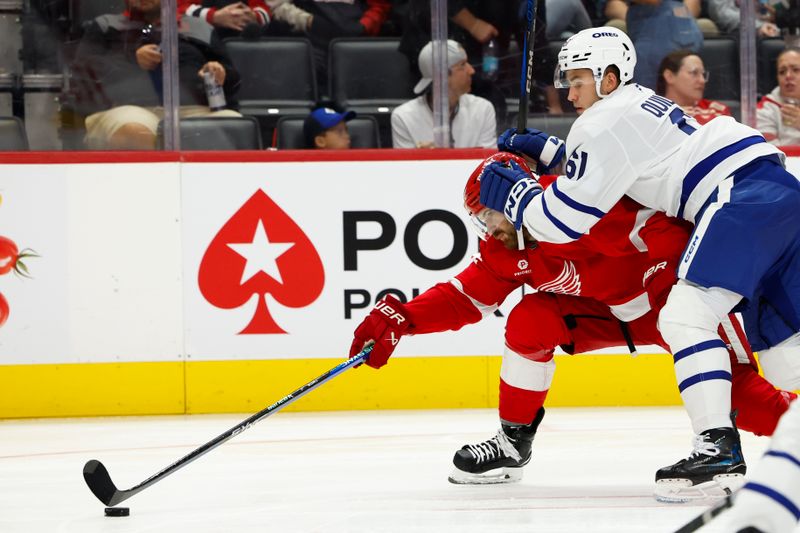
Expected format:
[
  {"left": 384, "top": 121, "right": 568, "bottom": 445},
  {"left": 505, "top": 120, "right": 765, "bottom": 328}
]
[
  {"left": 448, "top": 408, "right": 544, "bottom": 485},
  {"left": 654, "top": 426, "right": 746, "bottom": 503}
]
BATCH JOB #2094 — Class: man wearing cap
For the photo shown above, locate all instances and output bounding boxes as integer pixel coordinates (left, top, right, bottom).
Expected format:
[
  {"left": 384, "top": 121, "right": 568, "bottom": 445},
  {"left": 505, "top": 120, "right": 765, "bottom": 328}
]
[
  {"left": 391, "top": 39, "right": 496, "bottom": 149},
  {"left": 303, "top": 106, "right": 355, "bottom": 149}
]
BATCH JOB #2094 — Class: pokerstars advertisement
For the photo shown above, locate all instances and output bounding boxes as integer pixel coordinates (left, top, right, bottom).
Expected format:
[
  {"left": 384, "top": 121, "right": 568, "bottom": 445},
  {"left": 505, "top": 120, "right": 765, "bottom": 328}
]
[{"left": 181, "top": 159, "right": 523, "bottom": 360}]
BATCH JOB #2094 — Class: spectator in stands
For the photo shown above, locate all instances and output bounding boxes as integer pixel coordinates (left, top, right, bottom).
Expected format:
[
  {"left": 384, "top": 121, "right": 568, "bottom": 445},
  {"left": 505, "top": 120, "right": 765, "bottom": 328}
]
[
  {"left": 609, "top": 1, "right": 704, "bottom": 89},
  {"left": 600, "top": 0, "right": 628, "bottom": 29},
  {"left": 757, "top": 46, "right": 800, "bottom": 146},
  {"left": 399, "top": 0, "right": 557, "bottom": 119},
  {"left": 546, "top": 0, "right": 593, "bottom": 40},
  {"left": 707, "top": 0, "right": 781, "bottom": 39},
  {"left": 70, "top": 0, "right": 241, "bottom": 150},
  {"left": 262, "top": 0, "right": 312, "bottom": 35},
  {"left": 303, "top": 105, "right": 355, "bottom": 149},
  {"left": 601, "top": 0, "right": 718, "bottom": 35},
  {"left": 773, "top": 0, "right": 800, "bottom": 45},
  {"left": 178, "top": 0, "right": 271, "bottom": 40},
  {"left": 656, "top": 49, "right": 732, "bottom": 125},
  {"left": 391, "top": 39, "right": 496, "bottom": 148}
]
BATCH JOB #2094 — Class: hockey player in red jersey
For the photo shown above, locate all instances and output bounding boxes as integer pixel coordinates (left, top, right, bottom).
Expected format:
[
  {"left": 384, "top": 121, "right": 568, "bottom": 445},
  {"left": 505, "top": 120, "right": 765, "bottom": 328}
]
[{"left": 349, "top": 152, "right": 795, "bottom": 497}]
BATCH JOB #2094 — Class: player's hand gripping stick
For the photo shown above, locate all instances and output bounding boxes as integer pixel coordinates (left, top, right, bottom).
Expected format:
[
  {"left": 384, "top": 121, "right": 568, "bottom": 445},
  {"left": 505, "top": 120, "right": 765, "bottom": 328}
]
[
  {"left": 498, "top": 127, "right": 565, "bottom": 174},
  {"left": 350, "top": 295, "right": 411, "bottom": 369}
]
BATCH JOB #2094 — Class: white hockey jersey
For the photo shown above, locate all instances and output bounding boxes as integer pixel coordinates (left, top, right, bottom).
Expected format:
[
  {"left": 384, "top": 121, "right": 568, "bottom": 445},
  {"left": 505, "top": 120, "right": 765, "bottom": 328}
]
[{"left": 523, "top": 84, "right": 785, "bottom": 244}]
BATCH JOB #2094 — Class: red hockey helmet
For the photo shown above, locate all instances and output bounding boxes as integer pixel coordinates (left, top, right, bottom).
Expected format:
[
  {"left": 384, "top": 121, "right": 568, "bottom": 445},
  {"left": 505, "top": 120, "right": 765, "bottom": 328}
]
[{"left": 464, "top": 152, "right": 534, "bottom": 240}]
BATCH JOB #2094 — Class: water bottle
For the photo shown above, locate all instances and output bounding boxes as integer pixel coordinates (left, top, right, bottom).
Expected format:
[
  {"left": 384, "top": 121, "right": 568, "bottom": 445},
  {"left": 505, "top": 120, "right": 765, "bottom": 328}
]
[
  {"left": 784, "top": 97, "right": 800, "bottom": 128},
  {"left": 482, "top": 38, "right": 499, "bottom": 81},
  {"left": 203, "top": 69, "right": 226, "bottom": 111}
]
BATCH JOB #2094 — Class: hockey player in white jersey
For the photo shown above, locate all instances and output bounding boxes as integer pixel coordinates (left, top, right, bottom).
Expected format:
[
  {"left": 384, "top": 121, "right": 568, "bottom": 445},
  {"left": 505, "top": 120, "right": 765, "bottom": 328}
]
[{"left": 478, "top": 26, "right": 800, "bottom": 514}]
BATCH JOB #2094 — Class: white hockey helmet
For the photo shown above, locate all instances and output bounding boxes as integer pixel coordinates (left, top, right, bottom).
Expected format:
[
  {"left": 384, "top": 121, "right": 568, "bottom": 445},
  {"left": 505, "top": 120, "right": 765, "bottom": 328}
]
[{"left": 554, "top": 26, "right": 636, "bottom": 98}]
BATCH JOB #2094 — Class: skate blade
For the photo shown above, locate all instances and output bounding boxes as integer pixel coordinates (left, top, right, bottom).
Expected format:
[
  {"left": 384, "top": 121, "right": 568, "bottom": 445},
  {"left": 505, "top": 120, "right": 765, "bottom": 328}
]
[
  {"left": 447, "top": 466, "right": 523, "bottom": 485},
  {"left": 653, "top": 473, "right": 745, "bottom": 503}
]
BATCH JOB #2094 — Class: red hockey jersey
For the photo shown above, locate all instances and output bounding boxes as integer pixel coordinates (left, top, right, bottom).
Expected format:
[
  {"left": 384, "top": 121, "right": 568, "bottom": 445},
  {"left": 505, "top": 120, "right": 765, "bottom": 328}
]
[{"left": 406, "top": 190, "right": 691, "bottom": 335}]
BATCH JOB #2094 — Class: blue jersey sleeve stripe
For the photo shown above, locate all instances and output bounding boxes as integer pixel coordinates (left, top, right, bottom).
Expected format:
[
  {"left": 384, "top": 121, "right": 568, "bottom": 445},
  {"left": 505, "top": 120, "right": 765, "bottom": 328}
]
[
  {"left": 677, "top": 135, "right": 765, "bottom": 219},
  {"left": 551, "top": 180, "right": 606, "bottom": 219},
  {"left": 673, "top": 339, "right": 728, "bottom": 362},
  {"left": 677, "top": 370, "right": 732, "bottom": 392},
  {"left": 765, "top": 450, "right": 800, "bottom": 470},
  {"left": 742, "top": 482, "right": 800, "bottom": 520},
  {"left": 541, "top": 194, "right": 583, "bottom": 240}
]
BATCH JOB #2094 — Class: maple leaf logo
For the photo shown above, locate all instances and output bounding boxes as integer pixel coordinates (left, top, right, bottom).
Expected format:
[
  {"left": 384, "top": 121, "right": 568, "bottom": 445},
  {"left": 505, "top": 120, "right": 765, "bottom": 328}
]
[{"left": 198, "top": 189, "right": 325, "bottom": 334}]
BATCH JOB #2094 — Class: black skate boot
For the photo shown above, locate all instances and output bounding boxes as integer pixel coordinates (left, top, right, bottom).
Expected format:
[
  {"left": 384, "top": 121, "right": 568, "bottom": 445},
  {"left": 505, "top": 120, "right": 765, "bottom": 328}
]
[
  {"left": 654, "top": 425, "right": 746, "bottom": 503},
  {"left": 448, "top": 407, "right": 545, "bottom": 484}
]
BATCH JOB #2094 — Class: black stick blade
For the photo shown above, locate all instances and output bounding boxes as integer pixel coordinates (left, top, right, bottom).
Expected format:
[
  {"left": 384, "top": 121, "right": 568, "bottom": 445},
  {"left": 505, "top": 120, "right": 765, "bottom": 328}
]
[{"left": 83, "top": 460, "right": 121, "bottom": 506}]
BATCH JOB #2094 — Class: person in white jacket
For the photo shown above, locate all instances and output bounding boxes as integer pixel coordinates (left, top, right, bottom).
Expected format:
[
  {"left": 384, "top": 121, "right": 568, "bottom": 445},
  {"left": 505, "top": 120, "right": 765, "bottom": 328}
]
[
  {"left": 391, "top": 39, "right": 496, "bottom": 149},
  {"left": 757, "top": 46, "right": 800, "bottom": 147}
]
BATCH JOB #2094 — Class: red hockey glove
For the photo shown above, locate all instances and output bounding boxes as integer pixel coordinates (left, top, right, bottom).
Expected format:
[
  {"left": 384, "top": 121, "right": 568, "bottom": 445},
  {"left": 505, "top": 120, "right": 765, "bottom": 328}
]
[
  {"left": 643, "top": 260, "right": 678, "bottom": 311},
  {"left": 349, "top": 295, "right": 411, "bottom": 369}
]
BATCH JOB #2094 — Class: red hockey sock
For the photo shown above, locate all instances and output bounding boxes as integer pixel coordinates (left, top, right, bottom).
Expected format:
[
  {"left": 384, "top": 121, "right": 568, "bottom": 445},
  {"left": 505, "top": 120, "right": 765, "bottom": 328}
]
[
  {"left": 499, "top": 378, "right": 548, "bottom": 426},
  {"left": 731, "top": 361, "right": 797, "bottom": 436}
]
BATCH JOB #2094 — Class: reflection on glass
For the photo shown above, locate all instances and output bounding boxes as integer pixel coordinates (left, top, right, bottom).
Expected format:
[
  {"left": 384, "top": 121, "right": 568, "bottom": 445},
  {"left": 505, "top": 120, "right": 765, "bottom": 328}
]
[{"left": 0, "top": 1, "right": 781, "bottom": 151}]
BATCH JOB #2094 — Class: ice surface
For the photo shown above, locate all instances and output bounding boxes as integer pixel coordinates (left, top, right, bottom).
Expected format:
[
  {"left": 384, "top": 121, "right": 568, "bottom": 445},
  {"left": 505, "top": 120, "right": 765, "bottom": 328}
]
[{"left": 0, "top": 407, "right": 788, "bottom": 533}]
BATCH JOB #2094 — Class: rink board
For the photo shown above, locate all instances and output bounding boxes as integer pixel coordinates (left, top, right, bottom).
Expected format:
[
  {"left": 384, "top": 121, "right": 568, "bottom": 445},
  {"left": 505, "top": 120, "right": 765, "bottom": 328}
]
[
  {"left": 0, "top": 149, "right": 795, "bottom": 419},
  {"left": 0, "top": 353, "right": 681, "bottom": 418}
]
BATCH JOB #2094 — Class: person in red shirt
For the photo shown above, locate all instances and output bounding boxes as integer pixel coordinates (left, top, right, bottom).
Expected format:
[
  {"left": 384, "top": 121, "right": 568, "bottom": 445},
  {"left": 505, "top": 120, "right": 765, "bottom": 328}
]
[
  {"left": 349, "top": 152, "right": 795, "bottom": 500},
  {"left": 656, "top": 49, "right": 732, "bottom": 126},
  {"left": 178, "top": 0, "right": 272, "bottom": 40}
]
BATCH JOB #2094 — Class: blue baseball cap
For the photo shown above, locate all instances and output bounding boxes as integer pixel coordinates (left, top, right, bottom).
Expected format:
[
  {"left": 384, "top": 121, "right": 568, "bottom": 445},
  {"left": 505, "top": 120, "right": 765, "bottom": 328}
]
[{"left": 303, "top": 107, "right": 356, "bottom": 148}]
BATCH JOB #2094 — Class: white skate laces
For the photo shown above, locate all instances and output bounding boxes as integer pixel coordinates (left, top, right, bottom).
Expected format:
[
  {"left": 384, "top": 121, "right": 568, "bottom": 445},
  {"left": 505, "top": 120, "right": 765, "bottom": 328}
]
[
  {"left": 688, "top": 433, "right": 721, "bottom": 459},
  {"left": 464, "top": 430, "right": 522, "bottom": 464},
  {"left": 448, "top": 429, "right": 527, "bottom": 485}
]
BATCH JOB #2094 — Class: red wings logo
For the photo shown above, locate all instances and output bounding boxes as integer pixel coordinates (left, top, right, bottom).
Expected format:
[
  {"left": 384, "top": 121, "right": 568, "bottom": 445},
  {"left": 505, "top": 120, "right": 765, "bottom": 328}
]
[
  {"left": 198, "top": 189, "right": 325, "bottom": 334},
  {"left": 535, "top": 260, "right": 581, "bottom": 295}
]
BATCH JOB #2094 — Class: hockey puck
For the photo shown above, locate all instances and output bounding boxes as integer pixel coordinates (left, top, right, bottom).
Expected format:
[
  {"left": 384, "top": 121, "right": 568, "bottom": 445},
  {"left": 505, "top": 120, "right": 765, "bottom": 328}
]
[{"left": 104, "top": 507, "right": 130, "bottom": 517}]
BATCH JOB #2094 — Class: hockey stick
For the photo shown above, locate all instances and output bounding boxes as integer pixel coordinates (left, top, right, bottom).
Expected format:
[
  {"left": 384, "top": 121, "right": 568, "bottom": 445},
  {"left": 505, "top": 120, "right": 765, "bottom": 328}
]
[
  {"left": 83, "top": 346, "right": 372, "bottom": 507},
  {"left": 517, "top": 0, "right": 538, "bottom": 133},
  {"left": 672, "top": 495, "right": 734, "bottom": 533}
]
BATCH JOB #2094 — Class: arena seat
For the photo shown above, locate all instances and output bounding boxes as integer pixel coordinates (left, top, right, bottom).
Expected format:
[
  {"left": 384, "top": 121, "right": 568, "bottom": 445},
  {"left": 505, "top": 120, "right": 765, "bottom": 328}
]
[
  {"left": 0, "top": 116, "right": 29, "bottom": 150},
  {"left": 328, "top": 37, "right": 414, "bottom": 147},
  {"left": 698, "top": 38, "right": 740, "bottom": 101},
  {"left": 159, "top": 116, "right": 263, "bottom": 150},
  {"left": 274, "top": 115, "right": 380, "bottom": 149},
  {"left": 224, "top": 37, "right": 317, "bottom": 142},
  {"left": 758, "top": 38, "right": 786, "bottom": 97},
  {"left": 526, "top": 113, "right": 578, "bottom": 141}
]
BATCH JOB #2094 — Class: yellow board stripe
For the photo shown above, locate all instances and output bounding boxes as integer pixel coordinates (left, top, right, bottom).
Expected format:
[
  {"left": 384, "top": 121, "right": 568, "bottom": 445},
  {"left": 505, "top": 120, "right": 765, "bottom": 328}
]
[
  {"left": 0, "top": 354, "right": 682, "bottom": 419},
  {"left": 0, "top": 362, "right": 186, "bottom": 418}
]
